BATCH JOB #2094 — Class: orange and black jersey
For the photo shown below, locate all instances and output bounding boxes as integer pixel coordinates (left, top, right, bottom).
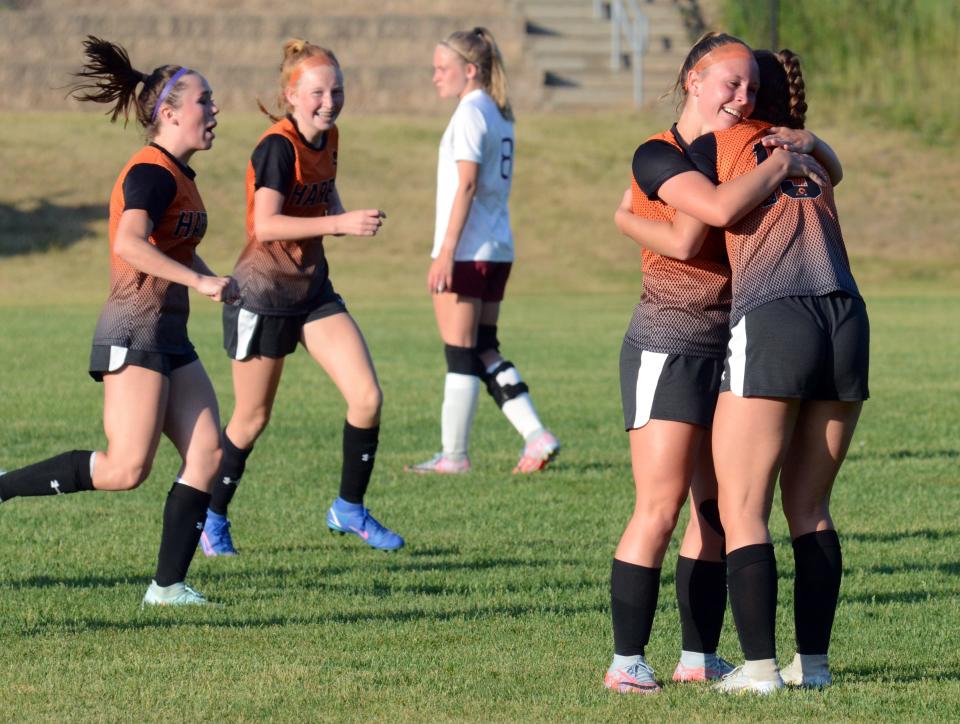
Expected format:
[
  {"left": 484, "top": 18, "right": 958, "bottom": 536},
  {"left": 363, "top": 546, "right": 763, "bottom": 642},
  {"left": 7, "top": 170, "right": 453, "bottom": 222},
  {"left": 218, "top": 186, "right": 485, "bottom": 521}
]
[
  {"left": 92, "top": 143, "right": 206, "bottom": 353},
  {"left": 687, "top": 119, "right": 860, "bottom": 326},
  {"left": 231, "top": 116, "right": 339, "bottom": 315},
  {"left": 626, "top": 126, "right": 731, "bottom": 358}
]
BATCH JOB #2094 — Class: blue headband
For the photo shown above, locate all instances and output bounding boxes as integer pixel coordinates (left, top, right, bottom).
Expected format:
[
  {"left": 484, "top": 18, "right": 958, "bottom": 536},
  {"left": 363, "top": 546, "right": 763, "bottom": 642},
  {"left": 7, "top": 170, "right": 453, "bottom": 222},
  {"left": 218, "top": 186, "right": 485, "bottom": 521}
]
[{"left": 151, "top": 67, "right": 191, "bottom": 122}]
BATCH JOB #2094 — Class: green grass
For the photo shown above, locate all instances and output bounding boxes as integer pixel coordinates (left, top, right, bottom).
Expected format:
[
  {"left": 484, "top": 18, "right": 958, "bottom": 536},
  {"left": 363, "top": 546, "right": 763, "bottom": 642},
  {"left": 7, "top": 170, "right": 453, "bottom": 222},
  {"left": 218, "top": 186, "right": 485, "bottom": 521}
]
[
  {"left": 1, "top": 111, "right": 959, "bottom": 719},
  {"left": 719, "top": 0, "right": 960, "bottom": 142}
]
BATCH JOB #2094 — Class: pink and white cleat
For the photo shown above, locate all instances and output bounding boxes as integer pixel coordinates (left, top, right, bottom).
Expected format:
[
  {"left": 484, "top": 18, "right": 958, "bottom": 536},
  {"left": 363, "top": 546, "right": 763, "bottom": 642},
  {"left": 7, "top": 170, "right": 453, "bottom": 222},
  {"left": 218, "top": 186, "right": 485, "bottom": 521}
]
[
  {"left": 672, "top": 653, "right": 736, "bottom": 682},
  {"left": 405, "top": 452, "right": 471, "bottom": 474},
  {"left": 603, "top": 656, "right": 661, "bottom": 695},
  {"left": 513, "top": 429, "right": 560, "bottom": 473}
]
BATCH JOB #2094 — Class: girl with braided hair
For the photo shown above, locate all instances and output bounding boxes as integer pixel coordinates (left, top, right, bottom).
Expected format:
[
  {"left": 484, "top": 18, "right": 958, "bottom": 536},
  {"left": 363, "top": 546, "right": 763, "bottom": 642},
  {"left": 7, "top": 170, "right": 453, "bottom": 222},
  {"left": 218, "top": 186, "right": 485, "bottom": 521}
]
[
  {"left": 407, "top": 27, "right": 560, "bottom": 476},
  {"left": 0, "top": 37, "right": 235, "bottom": 606},
  {"left": 602, "top": 31, "right": 831, "bottom": 696},
  {"left": 615, "top": 47, "right": 864, "bottom": 693},
  {"left": 201, "top": 39, "right": 404, "bottom": 556}
]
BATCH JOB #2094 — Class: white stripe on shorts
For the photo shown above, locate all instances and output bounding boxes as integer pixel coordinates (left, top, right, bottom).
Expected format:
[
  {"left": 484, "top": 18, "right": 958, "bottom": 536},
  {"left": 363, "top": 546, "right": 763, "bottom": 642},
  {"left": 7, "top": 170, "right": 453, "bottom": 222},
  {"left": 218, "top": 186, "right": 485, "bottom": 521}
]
[
  {"left": 235, "top": 308, "right": 261, "bottom": 360},
  {"left": 728, "top": 317, "right": 747, "bottom": 396},
  {"left": 108, "top": 345, "right": 128, "bottom": 372},
  {"left": 633, "top": 351, "right": 668, "bottom": 429}
]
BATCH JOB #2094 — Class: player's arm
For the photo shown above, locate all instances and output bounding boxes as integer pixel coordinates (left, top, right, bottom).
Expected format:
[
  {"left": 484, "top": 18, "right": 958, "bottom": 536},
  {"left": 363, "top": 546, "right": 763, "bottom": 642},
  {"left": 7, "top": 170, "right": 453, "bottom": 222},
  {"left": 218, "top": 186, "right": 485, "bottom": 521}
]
[
  {"left": 613, "top": 188, "right": 709, "bottom": 260},
  {"left": 114, "top": 211, "right": 232, "bottom": 301},
  {"left": 657, "top": 148, "right": 828, "bottom": 228},
  {"left": 761, "top": 127, "right": 843, "bottom": 185},
  {"left": 253, "top": 187, "right": 384, "bottom": 241},
  {"left": 428, "top": 159, "right": 478, "bottom": 294}
]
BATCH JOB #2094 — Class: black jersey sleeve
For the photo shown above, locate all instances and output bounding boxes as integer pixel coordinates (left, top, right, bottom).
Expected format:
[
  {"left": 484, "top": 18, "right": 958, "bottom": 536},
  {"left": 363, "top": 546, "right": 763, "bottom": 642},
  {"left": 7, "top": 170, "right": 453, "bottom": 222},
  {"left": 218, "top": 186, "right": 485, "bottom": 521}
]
[
  {"left": 632, "top": 140, "right": 699, "bottom": 201},
  {"left": 251, "top": 134, "right": 296, "bottom": 193},
  {"left": 122, "top": 164, "right": 177, "bottom": 230},
  {"left": 686, "top": 135, "right": 720, "bottom": 186}
]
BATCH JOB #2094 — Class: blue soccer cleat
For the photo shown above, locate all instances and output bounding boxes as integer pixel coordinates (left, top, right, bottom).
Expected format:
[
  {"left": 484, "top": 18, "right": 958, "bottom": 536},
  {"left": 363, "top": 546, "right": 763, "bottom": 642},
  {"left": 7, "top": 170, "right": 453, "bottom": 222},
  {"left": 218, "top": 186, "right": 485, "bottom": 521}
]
[
  {"left": 199, "top": 509, "right": 237, "bottom": 557},
  {"left": 326, "top": 499, "right": 404, "bottom": 551}
]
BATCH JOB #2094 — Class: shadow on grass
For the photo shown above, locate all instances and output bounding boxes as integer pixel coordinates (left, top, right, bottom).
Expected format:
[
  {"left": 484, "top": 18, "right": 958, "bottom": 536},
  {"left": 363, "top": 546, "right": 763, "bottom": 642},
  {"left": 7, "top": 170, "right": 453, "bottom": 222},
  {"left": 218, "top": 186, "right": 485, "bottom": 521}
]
[
  {"left": 0, "top": 201, "right": 105, "bottom": 256},
  {"left": 842, "top": 528, "right": 959, "bottom": 543},
  {"left": 840, "top": 664, "right": 960, "bottom": 684},
  {"left": 844, "top": 588, "right": 955, "bottom": 605},
  {"left": 864, "top": 561, "right": 960, "bottom": 577},
  {"left": 846, "top": 448, "right": 959, "bottom": 462}
]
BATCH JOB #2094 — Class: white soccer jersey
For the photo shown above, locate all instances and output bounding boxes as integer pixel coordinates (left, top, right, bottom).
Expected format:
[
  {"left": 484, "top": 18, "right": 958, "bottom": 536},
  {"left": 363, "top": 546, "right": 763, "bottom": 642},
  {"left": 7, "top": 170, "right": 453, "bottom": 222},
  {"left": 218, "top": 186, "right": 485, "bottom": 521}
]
[{"left": 433, "top": 89, "right": 515, "bottom": 262}]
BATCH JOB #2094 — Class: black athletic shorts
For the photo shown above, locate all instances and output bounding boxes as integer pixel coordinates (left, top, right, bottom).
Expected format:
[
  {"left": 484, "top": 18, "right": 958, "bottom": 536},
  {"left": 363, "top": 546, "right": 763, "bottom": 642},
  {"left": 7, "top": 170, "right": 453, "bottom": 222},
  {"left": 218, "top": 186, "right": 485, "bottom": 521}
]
[
  {"left": 720, "top": 292, "right": 870, "bottom": 400},
  {"left": 89, "top": 344, "right": 198, "bottom": 381},
  {"left": 223, "top": 282, "right": 347, "bottom": 360},
  {"left": 619, "top": 341, "right": 723, "bottom": 430}
]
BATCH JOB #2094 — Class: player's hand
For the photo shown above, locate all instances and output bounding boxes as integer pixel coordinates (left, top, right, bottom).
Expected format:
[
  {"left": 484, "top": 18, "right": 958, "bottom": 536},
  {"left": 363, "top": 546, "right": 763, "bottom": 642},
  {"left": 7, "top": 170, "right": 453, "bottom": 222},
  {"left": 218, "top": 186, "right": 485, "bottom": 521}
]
[
  {"left": 335, "top": 209, "right": 386, "bottom": 236},
  {"left": 772, "top": 148, "right": 829, "bottom": 188},
  {"left": 762, "top": 127, "right": 816, "bottom": 154},
  {"left": 221, "top": 276, "right": 241, "bottom": 305},
  {"left": 427, "top": 254, "right": 454, "bottom": 295},
  {"left": 617, "top": 187, "right": 632, "bottom": 214},
  {"left": 195, "top": 274, "right": 233, "bottom": 302}
]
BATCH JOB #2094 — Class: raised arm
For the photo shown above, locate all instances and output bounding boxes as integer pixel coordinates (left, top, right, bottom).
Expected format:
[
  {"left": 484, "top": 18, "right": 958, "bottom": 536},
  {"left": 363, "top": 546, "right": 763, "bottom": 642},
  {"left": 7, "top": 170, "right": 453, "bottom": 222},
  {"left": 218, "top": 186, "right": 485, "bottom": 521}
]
[{"left": 657, "top": 148, "right": 827, "bottom": 228}]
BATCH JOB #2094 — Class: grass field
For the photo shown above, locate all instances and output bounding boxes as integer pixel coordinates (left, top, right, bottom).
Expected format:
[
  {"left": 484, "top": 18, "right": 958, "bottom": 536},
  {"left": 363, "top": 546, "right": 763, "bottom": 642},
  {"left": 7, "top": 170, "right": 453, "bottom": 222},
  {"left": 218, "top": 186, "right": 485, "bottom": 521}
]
[{"left": 1, "top": 111, "right": 959, "bottom": 720}]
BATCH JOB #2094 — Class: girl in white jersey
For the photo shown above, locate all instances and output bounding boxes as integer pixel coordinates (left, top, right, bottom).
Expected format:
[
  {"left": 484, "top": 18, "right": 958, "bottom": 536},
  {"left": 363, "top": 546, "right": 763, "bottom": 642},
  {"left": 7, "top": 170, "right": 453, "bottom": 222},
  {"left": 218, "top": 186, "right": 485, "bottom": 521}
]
[{"left": 407, "top": 28, "right": 559, "bottom": 475}]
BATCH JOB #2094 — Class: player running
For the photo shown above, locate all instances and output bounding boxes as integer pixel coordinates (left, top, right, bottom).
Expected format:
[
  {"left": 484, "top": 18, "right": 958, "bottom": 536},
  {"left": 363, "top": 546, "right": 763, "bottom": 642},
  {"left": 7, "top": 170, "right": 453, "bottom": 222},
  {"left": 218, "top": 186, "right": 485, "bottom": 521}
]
[
  {"left": 200, "top": 40, "right": 403, "bottom": 556},
  {"left": 0, "top": 37, "right": 236, "bottom": 606}
]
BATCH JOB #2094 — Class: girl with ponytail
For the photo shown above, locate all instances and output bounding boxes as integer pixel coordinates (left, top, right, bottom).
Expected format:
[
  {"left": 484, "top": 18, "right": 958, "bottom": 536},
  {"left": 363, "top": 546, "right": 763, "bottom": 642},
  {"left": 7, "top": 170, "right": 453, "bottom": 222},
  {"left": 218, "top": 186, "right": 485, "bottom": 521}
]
[
  {"left": 0, "top": 37, "right": 235, "bottom": 606},
  {"left": 201, "top": 39, "right": 404, "bottom": 556},
  {"left": 613, "top": 47, "right": 862, "bottom": 694},
  {"left": 407, "top": 27, "right": 560, "bottom": 476}
]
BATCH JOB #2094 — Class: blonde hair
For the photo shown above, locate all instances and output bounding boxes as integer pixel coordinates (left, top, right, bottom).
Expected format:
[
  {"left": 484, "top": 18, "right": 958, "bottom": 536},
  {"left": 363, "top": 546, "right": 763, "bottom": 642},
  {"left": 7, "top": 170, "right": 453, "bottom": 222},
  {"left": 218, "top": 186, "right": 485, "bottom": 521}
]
[
  {"left": 258, "top": 39, "right": 340, "bottom": 121},
  {"left": 669, "top": 31, "right": 752, "bottom": 109},
  {"left": 442, "top": 27, "right": 513, "bottom": 122}
]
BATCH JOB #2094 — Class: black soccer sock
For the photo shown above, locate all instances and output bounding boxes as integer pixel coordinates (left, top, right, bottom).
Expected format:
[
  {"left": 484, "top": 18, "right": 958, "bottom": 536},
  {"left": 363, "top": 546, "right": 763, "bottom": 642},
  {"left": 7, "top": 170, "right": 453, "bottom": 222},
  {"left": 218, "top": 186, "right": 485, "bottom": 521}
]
[
  {"left": 0, "top": 450, "right": 94, "bottom": 501},
  {"left": 610, "top": 558, "right": 661, "bottom": 656},
  {"left": 338, "top": 421, "right": 380, "bottom": 505},
  {"left": 154, "top": 481, "right": 211, "bottom": 587},
  {"left": 727, "top": 543, "right": 778, "bottom": 660},
  {"left": 793, "top": 529, "right": 843, "bottom": 655},
  {"left": 208, "top": 431, "right": 252, "bottom": 516},
  {"left": 676, "top": 556, "right": 727, "bottom": 653}
]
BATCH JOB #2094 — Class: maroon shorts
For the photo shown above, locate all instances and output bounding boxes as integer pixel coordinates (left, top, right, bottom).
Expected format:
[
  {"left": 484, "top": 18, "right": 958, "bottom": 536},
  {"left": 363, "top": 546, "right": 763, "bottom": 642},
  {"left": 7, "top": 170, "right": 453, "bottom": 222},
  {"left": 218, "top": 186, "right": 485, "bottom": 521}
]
[{"left": 450, "top": 261, "right": 512, "bottom": 302}]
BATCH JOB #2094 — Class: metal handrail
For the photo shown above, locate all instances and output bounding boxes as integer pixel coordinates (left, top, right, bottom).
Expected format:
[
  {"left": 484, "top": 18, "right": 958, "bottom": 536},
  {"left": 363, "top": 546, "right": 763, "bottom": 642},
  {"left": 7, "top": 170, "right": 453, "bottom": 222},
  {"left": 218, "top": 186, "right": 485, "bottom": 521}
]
[{"left": 595, "top": 0, "right": 649, "bottom": 105}]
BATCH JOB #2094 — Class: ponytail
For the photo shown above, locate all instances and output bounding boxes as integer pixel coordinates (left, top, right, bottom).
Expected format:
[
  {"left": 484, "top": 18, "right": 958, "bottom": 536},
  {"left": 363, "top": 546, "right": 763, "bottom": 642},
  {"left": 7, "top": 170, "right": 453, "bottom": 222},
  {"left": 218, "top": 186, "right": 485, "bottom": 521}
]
[
  {"left": 442, "top": 27, "right": 514, "bottom": 121},
  {"left": 753, "top": 48, "right": 807, "bottom": 129},
  {"left": 69, "top": 35, "right": 194, "bottom": 138}
]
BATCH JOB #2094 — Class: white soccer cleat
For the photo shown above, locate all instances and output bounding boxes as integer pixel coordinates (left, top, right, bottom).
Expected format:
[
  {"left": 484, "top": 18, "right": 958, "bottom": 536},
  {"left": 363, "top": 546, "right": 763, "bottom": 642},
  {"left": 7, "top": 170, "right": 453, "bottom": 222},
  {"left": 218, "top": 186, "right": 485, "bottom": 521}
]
[
  {"left": 780, "top": 653, "right": 833, "bottom": 688},
  {"left": 713, "top": 665, "right": 784, "bottom": 694},
  {"left": 141, "top": 580, "right": 211, "bottom": 607},
  {"left": 405, "top": 452, "right": 471, "bottom": 474}
]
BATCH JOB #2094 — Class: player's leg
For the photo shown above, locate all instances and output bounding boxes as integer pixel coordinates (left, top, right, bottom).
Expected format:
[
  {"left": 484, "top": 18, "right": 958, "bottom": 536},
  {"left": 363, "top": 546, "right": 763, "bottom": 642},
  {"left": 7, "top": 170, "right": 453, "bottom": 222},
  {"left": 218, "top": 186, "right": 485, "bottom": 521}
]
[
  {"left": 712, "top": 392, "right": 799, "bottom": 693},
  {"left": 672, "top": 438, "right": 734, "bottom": 682},
  {"left": 475, "top": 301, "right": 559, "bottom": 473},
  {"left": 301, "top": 311, "right": 402, "bottom": 551},
  {"left": 606, "top": 419, "right": 702, "bottom": 695},
  {"left": 143, "top": 358, "right": 222, "bottom": 606},
  {"left": 0, "top": 364, "right": 167, "bottom": 501},
  {"left": 407, "top": 290, "right": 482, "bottom": 473},
  {"left": 201, "top": 354, "right": 285, "bottom": 557},
  {"left": 778, "top": 399, "right": 862, "bottom": 688}
]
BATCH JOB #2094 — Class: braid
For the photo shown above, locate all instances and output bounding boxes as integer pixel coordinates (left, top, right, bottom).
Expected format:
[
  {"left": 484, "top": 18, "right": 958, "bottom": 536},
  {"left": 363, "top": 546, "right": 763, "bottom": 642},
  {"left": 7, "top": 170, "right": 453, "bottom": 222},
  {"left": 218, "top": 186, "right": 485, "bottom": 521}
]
[{"left": 778, "top": 49, "right": 807, "bottom": 129}]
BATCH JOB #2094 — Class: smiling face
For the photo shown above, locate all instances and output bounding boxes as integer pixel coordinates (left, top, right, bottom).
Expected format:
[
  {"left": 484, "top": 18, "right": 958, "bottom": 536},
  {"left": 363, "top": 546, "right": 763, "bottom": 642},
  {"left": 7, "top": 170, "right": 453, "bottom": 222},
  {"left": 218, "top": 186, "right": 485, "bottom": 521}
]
[
  {"left": 163, "top": 72, "right": 218, "bottom": 152},
  {"left": 432, "top": 44, "right": 476, "bottom": 100},
  {"left": 687, "top": 53, "right": 759, "bottom": 135},
  {"left": 285, "top": 63, "right": 344, "bottom": 142}
]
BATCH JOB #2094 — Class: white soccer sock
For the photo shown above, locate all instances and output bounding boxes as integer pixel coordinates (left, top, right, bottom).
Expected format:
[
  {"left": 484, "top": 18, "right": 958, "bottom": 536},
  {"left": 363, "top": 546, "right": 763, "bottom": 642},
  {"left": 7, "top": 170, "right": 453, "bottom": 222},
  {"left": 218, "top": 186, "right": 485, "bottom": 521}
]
[
  {"left": 743, "top": 658, "right": 781, "bottom": 681},
  {"left": 486, "top": 361, "right": 543, "bottom": 439},
  {"left": 441, "top": 373, "right": 479, "bottom": 458}
]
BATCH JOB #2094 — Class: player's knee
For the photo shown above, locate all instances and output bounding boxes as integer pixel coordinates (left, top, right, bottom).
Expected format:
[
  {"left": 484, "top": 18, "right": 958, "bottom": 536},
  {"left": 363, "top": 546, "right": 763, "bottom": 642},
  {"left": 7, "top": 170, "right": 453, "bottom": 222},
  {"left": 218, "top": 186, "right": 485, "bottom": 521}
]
[
  {"left": 634, "top": 495, "right": 685, "bottom": 541},
  {"left": 480, "top": 360, "right": 529, "bottom": 408},
  {"left": 476, "top": 324, "right": 500, "bottom": 355},
  {"left": 348, "top": 383, "right": 383, "bottom": 423},
  {"left": 113, "top": 460, "right": 153, "bottom": 491},
  {"left": 237, "top": 407, "right": 272, "bottom": 441},
  {"left": 445, "top": 344, "right": 482, "bottom": 376},
  {"left": 783, "top": 497, "right": 831, "bottom": 531}
]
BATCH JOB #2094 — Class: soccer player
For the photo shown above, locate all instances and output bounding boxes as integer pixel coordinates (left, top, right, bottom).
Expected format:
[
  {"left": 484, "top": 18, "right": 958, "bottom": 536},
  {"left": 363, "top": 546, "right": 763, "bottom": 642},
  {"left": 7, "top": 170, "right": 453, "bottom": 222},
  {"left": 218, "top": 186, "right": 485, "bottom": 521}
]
[
  {"left": 406, "top": 27, "right": 560, "bottom": 475},
  {"left": 200, "top": 40, "right": 403, "bottom": 556},
  {"left": 603, "top": 33, "right": 829, "bottom": 694},
  {"left": 0, "top": 37, "right": 235, "bottom": 605},
  {"left": 618, "top": 47, "right": 864, "bottom": 693}
]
